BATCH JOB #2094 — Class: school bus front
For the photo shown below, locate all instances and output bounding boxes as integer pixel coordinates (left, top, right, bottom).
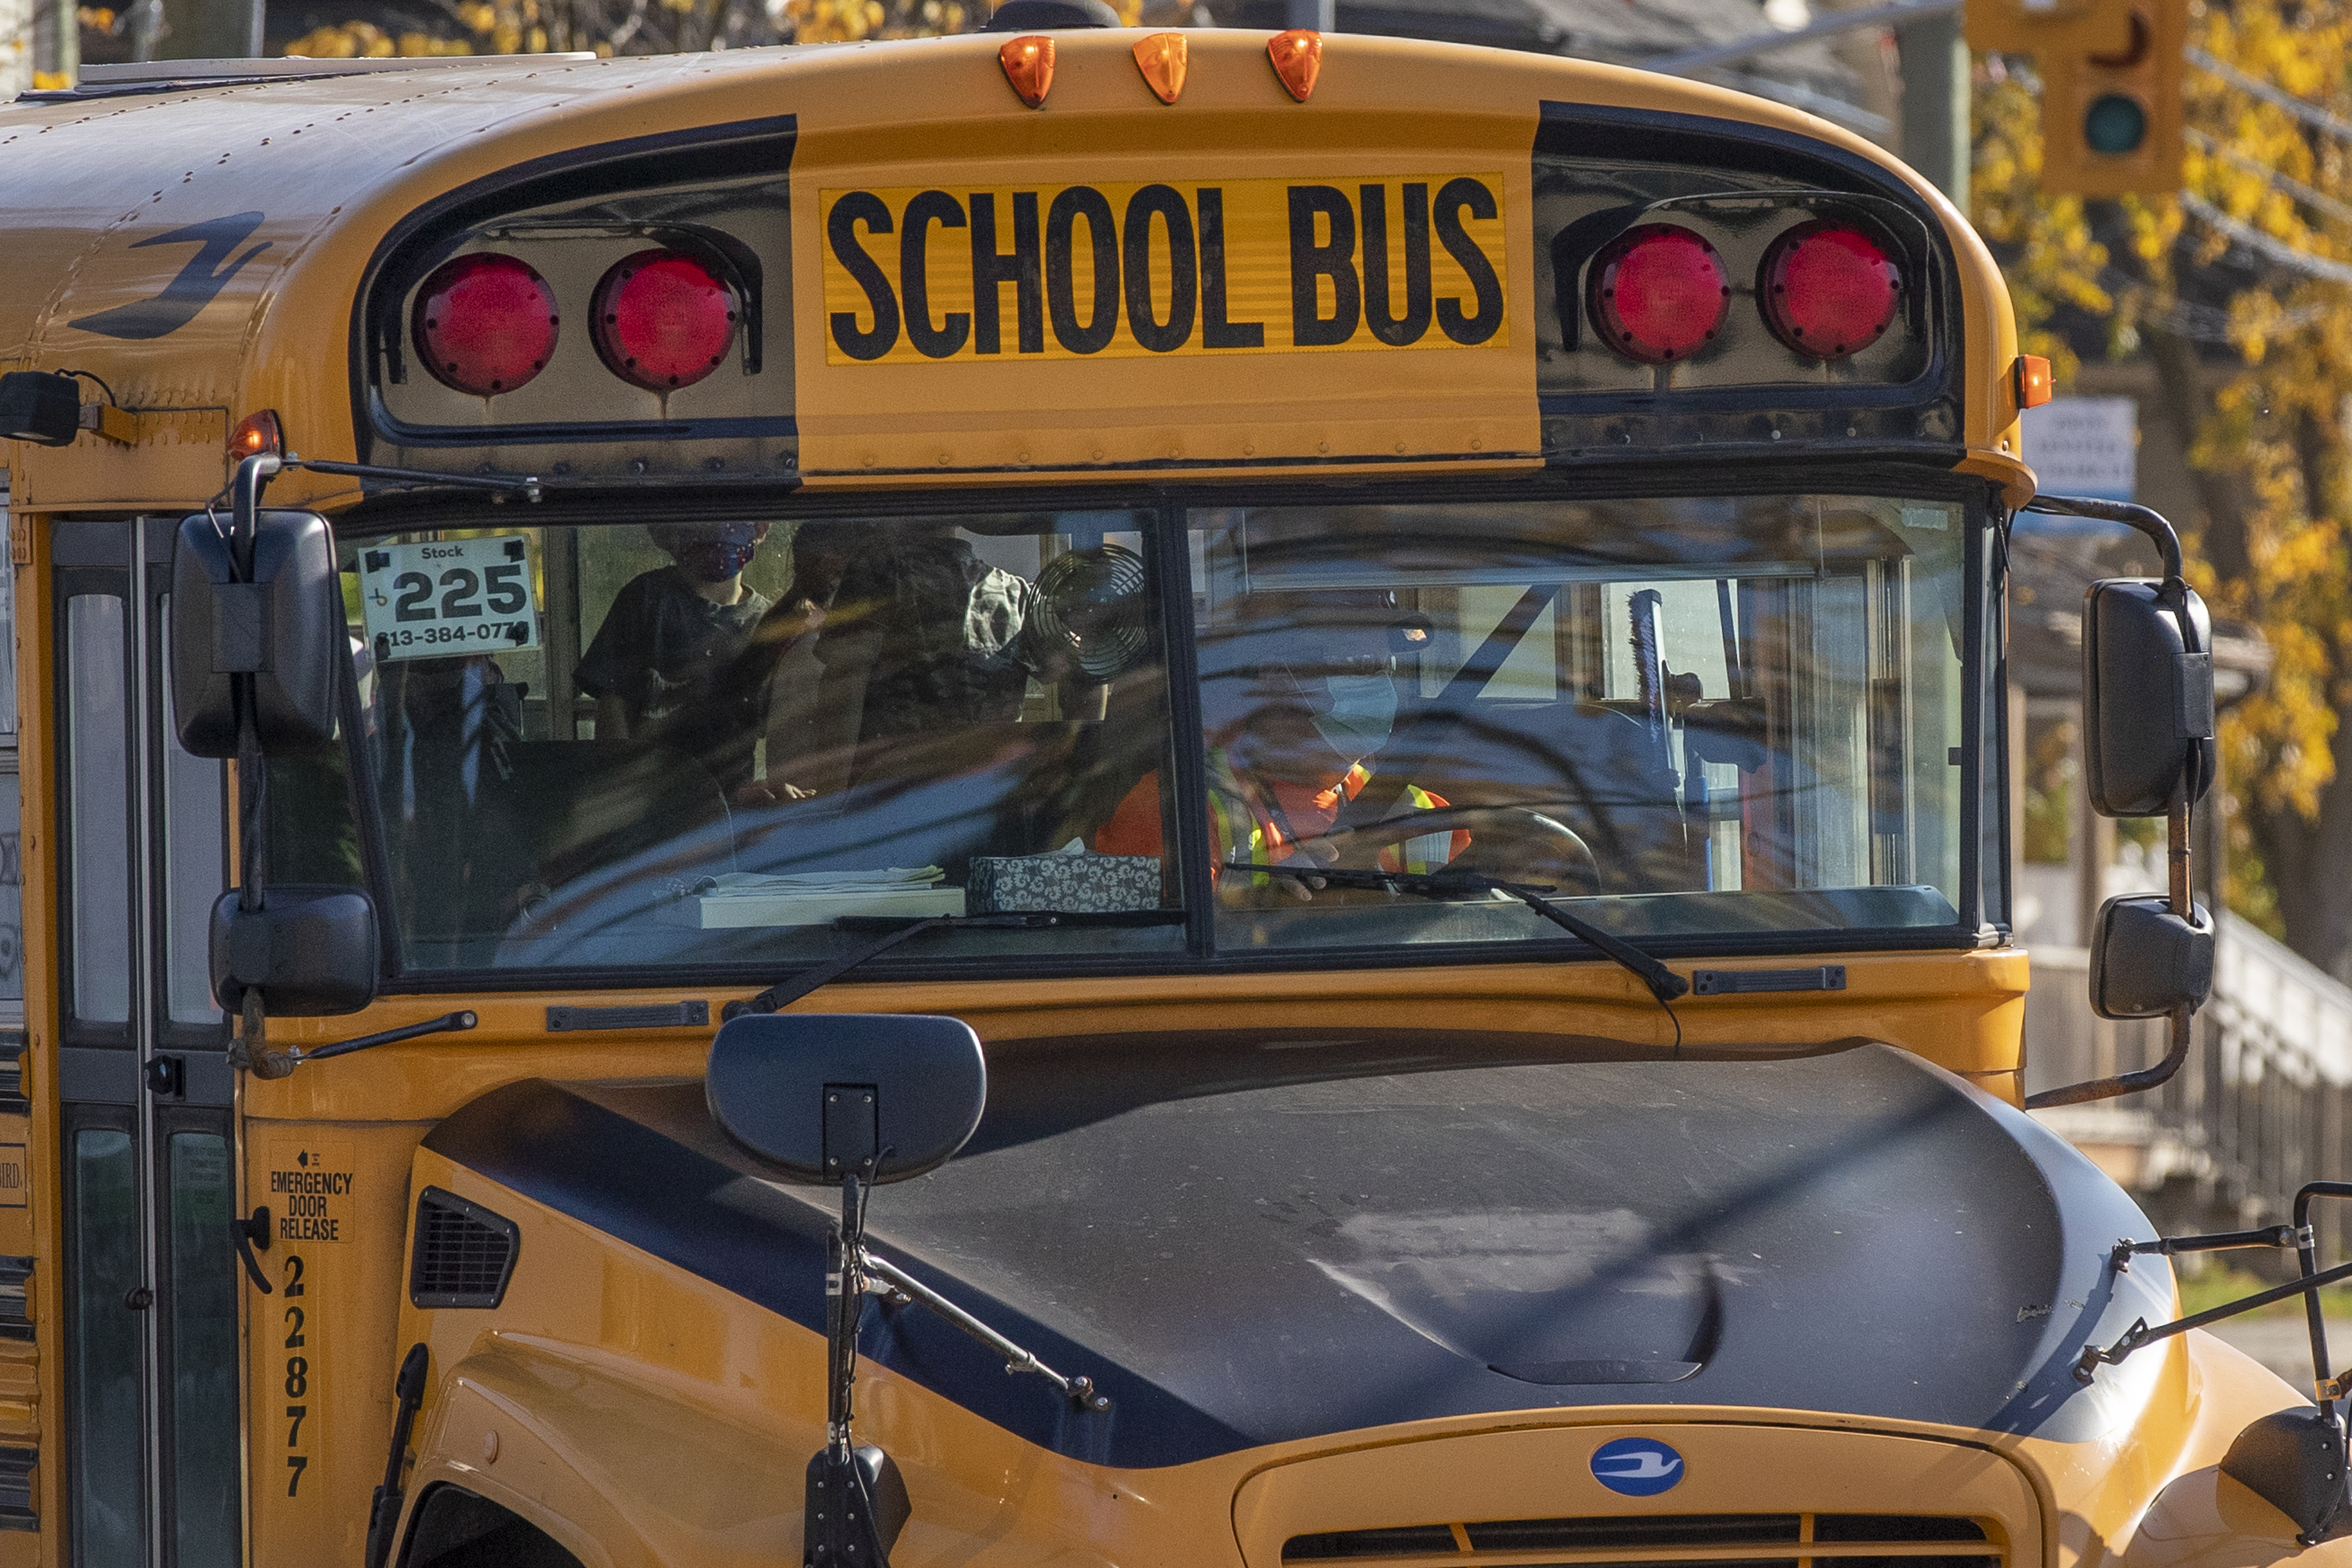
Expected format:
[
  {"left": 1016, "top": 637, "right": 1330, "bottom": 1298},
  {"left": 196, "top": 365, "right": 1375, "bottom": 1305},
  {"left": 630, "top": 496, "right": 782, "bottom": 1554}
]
[{"left": 0, "top": 22, "right": 2325, "bottom": 1568}]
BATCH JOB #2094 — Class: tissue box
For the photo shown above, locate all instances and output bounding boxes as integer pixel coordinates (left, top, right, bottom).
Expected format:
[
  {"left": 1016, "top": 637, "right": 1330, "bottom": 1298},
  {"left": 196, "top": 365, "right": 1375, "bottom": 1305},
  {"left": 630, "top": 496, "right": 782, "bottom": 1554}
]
[{"left": 966, "top": 853, "right": 1163, "bottom": 914}]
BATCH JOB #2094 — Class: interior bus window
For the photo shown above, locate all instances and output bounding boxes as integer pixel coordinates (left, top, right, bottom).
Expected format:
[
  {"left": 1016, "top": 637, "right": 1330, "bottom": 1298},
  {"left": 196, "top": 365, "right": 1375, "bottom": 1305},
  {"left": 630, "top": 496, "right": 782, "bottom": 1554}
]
[
  {"left": 336, "top": 514, "right": 1182, "bottom": 973},
  {"left": 1175, "top": 496, "right": 1969, "bottom": 951}
]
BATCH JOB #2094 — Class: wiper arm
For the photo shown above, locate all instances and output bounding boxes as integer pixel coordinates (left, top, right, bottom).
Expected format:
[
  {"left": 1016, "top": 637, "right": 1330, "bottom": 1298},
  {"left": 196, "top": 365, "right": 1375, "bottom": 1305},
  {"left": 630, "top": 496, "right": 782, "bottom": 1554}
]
[
  {"left": 1259, "top": 864, "right": 1689, "bottom": 1004},
  {"left": 723, "top": 908, "right": 1186, "bottom": 1021}
]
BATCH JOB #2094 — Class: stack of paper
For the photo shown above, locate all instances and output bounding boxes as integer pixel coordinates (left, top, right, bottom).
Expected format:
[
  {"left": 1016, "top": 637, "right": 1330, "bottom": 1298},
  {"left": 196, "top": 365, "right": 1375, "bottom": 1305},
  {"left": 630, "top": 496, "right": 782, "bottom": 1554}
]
[{"left": 666, "top": 867, "right": 965, "bottom": 929}]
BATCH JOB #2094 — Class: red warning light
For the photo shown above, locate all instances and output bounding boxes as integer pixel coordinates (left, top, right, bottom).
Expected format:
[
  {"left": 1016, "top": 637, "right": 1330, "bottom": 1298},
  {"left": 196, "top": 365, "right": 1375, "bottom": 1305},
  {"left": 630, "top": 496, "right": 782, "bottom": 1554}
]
[
  {"left": 1587, "top": 225, "right": 1730, "bottom": 365},
  {"left": 592, "top": 250, "right": 738, "bottom": 393},
  {"left": 1759, "top": 221, "right": 1901, "bottom": 360},
  {"left": 411, "top": 254, "right": 559, "bottom": 397}
]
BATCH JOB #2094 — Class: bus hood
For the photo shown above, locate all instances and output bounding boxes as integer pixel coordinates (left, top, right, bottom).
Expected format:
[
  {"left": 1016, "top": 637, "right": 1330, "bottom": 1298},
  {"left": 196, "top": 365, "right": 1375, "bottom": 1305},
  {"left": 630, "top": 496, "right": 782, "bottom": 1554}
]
[{"left": 424, "top": 1038, "right": 2176, "bottom": 1468}]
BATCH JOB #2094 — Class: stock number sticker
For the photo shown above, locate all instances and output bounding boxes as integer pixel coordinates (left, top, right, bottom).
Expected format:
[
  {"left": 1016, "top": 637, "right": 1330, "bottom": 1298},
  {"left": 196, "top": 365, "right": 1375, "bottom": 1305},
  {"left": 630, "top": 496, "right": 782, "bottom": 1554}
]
[{"left": 359, "top": 536, "right": 540, "bottom": 663}]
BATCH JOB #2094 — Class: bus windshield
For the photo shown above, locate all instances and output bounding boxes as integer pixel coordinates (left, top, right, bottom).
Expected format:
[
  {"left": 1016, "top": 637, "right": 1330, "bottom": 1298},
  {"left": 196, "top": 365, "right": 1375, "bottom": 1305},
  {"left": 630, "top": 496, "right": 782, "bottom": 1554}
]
[{"left": 311, "top": 490, "right": 1972, "bottom": 977}]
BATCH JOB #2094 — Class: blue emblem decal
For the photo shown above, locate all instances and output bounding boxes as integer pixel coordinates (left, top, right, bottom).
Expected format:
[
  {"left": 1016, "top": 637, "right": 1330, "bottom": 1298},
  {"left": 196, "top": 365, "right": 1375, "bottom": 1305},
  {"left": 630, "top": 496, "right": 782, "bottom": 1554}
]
[{"left": 1590, "top": 1436, "right": 1684, "bottom": 1497}]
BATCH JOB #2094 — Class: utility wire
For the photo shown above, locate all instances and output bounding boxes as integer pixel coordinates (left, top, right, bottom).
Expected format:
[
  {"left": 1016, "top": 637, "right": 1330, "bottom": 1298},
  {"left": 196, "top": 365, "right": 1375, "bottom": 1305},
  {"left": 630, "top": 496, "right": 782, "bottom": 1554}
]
[
  {"left": 2187, "top": 47, "right": 2352, "bottom": 145},
  {"left": 2187, "top": 127, "right": 2352, "bottom": 229},
  {"left": 2181, "top": 191, "right": 2352, "bottom": 285}
]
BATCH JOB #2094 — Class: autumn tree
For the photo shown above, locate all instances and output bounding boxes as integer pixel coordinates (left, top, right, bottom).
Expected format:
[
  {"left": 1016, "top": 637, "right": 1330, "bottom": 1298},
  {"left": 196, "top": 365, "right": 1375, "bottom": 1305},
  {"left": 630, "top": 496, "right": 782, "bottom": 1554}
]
[{"left": 1976, "top": 0, "right": 2352, "bottom": 973}]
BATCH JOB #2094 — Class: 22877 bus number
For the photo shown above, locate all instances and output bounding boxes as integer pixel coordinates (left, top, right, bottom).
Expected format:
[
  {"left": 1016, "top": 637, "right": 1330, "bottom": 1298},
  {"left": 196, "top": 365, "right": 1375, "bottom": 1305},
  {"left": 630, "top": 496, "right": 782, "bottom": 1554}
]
[{"left": 283, "top": 1253, "right": 309, "bottom": 1497}]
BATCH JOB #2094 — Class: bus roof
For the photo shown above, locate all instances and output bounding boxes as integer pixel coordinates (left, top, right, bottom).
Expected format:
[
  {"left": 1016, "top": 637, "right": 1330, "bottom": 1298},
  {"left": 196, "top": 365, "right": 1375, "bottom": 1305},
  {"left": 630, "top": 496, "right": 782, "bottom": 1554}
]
[{"left": 0, "top": 30, "right": 2028, "bottom": 511}]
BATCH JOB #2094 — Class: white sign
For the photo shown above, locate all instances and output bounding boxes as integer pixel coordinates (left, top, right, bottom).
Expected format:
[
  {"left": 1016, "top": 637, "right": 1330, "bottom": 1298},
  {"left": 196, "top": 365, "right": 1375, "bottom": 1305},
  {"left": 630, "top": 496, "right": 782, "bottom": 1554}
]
[
  {"left": 2021, "top": 396, "right": 2137, "bottom": 502},
  {"left": 357, "top": 536, "right": 540, "bottom": 663}
]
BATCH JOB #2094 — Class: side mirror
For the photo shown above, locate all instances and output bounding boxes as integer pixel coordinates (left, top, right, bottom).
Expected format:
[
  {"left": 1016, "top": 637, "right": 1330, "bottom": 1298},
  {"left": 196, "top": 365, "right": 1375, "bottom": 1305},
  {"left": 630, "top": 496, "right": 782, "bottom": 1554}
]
[
  {"left": 707, "top": 1012, "right": 986, "bottom": 1184},
  {"left": 2089, "top": 893, "right": 2214, "bottom": 1021},
  {"left": 211, "top": 885, "right": 380, "bottom": 1017},
  {"left": 707, "top": 1012, "right": 985, "bottom": 1568},
  {"left": 2025, "top": 496, "right": 2217, "bottom": 1111},
  {"left": 2082, "top": 578, "right": 2215, "bottom": 818},
  {"left": 171, "top": 509, "right": 343, "bottom": 759}
]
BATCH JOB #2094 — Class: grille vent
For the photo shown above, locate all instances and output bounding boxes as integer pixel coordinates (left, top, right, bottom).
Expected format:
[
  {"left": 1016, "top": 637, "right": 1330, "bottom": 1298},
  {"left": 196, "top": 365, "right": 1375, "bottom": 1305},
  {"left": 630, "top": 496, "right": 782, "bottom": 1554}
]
[
  {"left": 1285, "top": 1515, "right": 1998, "bottom": 1568},
  {"left": 409, "top": 1187, "right": 520, "bottom": 1309}
]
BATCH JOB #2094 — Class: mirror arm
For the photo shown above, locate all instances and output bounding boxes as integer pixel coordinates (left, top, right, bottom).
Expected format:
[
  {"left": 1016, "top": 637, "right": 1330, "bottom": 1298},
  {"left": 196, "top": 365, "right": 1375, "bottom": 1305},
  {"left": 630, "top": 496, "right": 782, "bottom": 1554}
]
[
  {"left": 231, "top": 1009, "right": 477, "bottom": 1080},
  {"left": 225, "top": 453, "right": 285, "bottom": 1061},
  {"left": 286, "top": 455, "right": 542, "bottom": 503},
  {"left": 861, "top": 1252, "right": 1111, "bottom": 1412},
  {"left": 2025, "top": 788, "right": 2198, "bottom": 1109},
  {"left": 2022, "top": 494, "right": 2191, "bottom": 609}
]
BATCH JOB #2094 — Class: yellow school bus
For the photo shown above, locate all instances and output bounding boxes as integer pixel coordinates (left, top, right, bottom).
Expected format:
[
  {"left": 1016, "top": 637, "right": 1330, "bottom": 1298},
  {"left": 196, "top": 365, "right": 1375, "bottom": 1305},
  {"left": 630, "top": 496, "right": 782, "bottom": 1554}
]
[{"left": 0, "top": 10, "right": 2334, "bottom": 1568}]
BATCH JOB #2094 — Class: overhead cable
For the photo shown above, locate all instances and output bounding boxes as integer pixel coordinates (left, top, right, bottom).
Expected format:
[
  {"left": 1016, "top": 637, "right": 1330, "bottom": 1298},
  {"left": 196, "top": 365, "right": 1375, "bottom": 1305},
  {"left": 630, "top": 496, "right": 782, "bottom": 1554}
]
[
  {"left": 2186, "top": 128, "right": 2352, "bottom": 228},
  {"left": 2187, "top": 47, "right": 2352, "bottom": 144},
  {"left": 2180, "top": 191, "right": 2352, "bottom": 285}
]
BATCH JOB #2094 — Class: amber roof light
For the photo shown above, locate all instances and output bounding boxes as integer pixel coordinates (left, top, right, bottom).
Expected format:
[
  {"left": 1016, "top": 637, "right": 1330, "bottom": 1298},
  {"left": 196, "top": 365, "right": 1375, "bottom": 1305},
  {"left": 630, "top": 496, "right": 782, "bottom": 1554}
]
[
  {"left": 1133, "top": 31, "right": 1187, "bottom": 103},
  {"left": 1000, "top": 35, "right": 1055, "bottom": 108},
  {"left": 1268, "top": 29, "right": 1321, "bottom": 101}
]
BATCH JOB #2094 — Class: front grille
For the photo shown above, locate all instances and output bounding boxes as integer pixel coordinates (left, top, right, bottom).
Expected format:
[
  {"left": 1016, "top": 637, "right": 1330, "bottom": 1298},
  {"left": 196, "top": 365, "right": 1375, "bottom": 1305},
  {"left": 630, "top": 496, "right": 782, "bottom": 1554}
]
[
  {"left": 409, "top": 1187, "right": 520, "bottom": 1309},
  {"left": 1286, "top": 1515, "right": 1998, "bottom": 1568}
]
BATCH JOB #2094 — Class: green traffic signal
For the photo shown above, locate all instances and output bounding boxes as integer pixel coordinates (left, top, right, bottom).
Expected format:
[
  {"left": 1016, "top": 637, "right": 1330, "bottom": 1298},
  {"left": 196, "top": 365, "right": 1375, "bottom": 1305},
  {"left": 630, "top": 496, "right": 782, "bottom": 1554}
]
[{"left": 2085, "top": 92, "right": 2149, "bottom": 154}]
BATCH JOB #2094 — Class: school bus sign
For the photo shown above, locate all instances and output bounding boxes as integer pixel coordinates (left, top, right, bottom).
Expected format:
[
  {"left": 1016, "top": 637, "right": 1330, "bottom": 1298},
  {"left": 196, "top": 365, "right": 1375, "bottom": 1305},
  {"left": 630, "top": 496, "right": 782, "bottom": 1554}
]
[{"left": 820, "top": 175, "right": 1510, "bottom": 365}]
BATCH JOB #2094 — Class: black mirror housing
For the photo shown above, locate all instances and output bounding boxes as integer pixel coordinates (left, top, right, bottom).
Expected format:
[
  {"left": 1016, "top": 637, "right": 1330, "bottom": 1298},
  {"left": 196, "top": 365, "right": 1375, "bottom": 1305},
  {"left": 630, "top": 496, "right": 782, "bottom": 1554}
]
[
  {"left": 172, "top": 511, "right": 343, "bottom": 759},
  {"left": 2088, "top": 893, "right": 2215, "bottom": 1020},
  {"left": 707, "top": 1013, "right": 986, "bottom": 1185},
  {"left": 0, "top": 371, "right": 82, "bottom": 446},
  {"left": 2220, "top": 1407, "right": 2352, "bottom": 1542},
  {"left": 211, "top": 885, "right": 380, "bottom": 1016},
  {"left": 2082, "top": 578, "right": 2216, "bottom": 817}
]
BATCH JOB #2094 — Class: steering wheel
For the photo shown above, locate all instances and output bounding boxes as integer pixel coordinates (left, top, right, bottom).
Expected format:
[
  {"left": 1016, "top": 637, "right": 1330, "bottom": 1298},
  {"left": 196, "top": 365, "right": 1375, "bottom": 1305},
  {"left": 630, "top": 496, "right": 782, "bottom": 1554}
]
[{"left": 1298, "top": 805, "right": 1602, "bottom": 897}]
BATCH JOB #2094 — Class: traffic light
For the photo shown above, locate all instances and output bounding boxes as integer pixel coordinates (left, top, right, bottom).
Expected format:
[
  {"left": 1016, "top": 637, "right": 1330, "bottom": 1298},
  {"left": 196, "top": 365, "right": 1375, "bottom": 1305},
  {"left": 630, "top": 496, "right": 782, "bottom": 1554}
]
[
  {"left": 1965, "top": 0, "right": 2131, "bottom": 59},
  {"left": 2037, "top": 0, "right": 2187, "bottom": 196}
]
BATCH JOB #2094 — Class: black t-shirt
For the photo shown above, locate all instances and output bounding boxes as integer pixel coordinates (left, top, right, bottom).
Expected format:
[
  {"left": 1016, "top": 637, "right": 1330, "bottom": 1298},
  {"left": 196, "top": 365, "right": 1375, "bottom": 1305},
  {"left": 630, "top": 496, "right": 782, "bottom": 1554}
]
[{"left": 577, "top": 567, "right": 772, "bottom": 771}]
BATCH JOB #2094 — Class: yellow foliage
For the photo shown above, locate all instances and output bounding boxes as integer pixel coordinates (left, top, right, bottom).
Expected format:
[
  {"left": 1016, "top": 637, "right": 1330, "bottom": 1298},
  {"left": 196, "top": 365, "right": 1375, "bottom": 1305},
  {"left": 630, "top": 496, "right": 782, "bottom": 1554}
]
[{"left": 285, "top": 21, "right": 471, "bottom": 56}]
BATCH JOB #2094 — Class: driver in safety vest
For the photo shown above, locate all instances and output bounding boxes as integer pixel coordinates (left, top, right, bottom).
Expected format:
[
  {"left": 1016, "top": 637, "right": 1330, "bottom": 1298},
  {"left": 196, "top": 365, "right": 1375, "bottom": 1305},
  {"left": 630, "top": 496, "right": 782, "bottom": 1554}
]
[{"left": 1093, "top": 590, "right": 1466, "bottom": 903}]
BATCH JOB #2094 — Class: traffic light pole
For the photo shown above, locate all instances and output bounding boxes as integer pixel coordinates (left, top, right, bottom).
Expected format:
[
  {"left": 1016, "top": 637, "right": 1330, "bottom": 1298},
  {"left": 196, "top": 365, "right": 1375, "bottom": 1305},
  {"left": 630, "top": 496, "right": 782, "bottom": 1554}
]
[
  {"left": 1898, "top": 10, "right": 1972, "bottom": 206},
  {"left": 1643, "top": 0, "right": 1974, "bottom": 206}
]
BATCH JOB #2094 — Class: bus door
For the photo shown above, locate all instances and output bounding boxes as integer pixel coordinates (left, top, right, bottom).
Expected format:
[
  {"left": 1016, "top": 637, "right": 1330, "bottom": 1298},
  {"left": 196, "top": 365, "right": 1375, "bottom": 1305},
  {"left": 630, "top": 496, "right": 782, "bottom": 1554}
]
[{"left": 51, "top": 517, "right": 239, "bottom": 1568}]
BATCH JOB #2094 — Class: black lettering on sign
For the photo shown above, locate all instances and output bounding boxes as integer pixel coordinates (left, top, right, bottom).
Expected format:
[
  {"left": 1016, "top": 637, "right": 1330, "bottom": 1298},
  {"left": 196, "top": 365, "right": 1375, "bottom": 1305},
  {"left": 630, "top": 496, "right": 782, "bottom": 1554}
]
[
  {"left": 828, "top": 191, "right": 900, "bottom": 361},
  {"left": 271, "top": 1165, "right": 353, "bottom": 1242},
  {"left": 1361, "top": 182, "right": 1433, "bottom": 347},
  {"left": 969, "top": 191, "right": 1043, "bottom": 355},
  {"left": 1287, "top": 185, "right": 1360, "bottom": 347},
  {"left": 901, "top": 189, "right": 971, "bottom": 360},
  {"left": 1046, "top": 186, "right": 1119, "bottom": 355},
  {"left": 1195, "top": 189, "right": 1264, "bottom": 349},
  {"left": 1432, "top": 177, "right": 1505, "bottom": 345},
  {"left": 1122, "top": 184, "right": 1197, "bottom": 354}
]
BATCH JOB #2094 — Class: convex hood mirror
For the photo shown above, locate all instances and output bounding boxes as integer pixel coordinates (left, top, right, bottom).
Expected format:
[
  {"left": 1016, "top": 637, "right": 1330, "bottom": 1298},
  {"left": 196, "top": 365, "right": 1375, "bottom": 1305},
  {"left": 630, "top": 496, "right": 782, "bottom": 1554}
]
[{"left": 707, "top": 1012, "right": 986, "bottom": 1184}]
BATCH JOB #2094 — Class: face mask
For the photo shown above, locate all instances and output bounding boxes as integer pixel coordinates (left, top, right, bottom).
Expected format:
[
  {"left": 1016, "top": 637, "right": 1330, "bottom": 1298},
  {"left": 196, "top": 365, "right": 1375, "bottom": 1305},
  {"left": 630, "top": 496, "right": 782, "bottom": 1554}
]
[
  {"left": 1312, "top": 673, "right": 1397, "bottom": 762},
  {"left": 671, "top": 524, "right": 762, "bottom": 584}
]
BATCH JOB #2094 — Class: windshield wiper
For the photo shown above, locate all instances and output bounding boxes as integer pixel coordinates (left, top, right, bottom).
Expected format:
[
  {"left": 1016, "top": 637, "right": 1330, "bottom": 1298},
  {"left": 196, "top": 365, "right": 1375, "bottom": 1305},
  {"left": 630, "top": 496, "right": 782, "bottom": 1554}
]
[
  {"left": 723, "top": 908, "right": 1187, "bottom": 1021},
  {"left": 1258, "top": 864, "right": 1690, "bottom": 1004}
]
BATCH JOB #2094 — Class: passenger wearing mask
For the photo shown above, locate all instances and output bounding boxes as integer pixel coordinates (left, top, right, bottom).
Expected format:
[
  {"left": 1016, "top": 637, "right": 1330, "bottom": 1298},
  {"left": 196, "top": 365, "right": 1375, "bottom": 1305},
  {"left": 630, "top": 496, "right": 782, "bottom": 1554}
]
[
  {"left": 576, "top": 519, "right": 806, "bottom": 791},
  {"left": 1092, "top": 590, "right": 1465, "bottom": 904}
]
